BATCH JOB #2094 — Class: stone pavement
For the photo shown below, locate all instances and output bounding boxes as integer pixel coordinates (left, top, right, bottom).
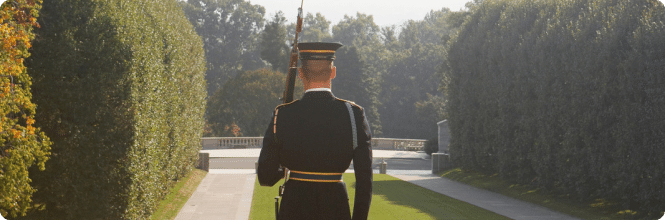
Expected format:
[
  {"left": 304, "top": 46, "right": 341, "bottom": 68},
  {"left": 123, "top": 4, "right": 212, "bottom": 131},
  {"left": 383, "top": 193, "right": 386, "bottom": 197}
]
[
  {"left": 177, "top": 148, "right": 580, "bottom": 220},
  {"left": 391, "top": 174, "right": 581, "bottom": 220},
  {"left": 174, "top": 173, "right": 255, "bottom": 220},
  {"left": 175, "top": 170, "right": 580, "bottom": 220}
]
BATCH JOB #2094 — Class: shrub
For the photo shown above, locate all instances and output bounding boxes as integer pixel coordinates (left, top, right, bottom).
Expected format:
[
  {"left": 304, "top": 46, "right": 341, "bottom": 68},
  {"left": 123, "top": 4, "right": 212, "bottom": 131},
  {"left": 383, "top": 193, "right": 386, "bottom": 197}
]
[
  {"left": 446, "top": 0, "right": 665, "bottom": 216},
  {"left": 24, "top": 0, "right": 206, "bottom": 218}
]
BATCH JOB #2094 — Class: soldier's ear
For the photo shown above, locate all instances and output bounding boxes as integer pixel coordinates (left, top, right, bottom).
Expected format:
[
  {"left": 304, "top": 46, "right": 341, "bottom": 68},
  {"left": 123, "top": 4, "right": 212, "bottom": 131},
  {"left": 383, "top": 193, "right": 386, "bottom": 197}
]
[
  {"left": 298, "top": 68, "right": 304, "bottom": 80},
  {"left": 330, "top": 66, "right": 336, "bottom": 80}
]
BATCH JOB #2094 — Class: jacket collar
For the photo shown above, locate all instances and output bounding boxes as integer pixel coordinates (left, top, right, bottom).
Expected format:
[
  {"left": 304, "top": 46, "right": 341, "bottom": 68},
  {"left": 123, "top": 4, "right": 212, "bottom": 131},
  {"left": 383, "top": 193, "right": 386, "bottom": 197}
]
[{"left": 301, "top": 91, "right": 335, "bottom": 100}]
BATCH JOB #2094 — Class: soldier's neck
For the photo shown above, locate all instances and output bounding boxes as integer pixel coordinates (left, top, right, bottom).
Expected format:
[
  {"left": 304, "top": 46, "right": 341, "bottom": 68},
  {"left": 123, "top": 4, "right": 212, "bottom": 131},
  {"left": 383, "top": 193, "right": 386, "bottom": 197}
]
[{"left": 303, "top": 81, "right": 331, "bottom": 91}]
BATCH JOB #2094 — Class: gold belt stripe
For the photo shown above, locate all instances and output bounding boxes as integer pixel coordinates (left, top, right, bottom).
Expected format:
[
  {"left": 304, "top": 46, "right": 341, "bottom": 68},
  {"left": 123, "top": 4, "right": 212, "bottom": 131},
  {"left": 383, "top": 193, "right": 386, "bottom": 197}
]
[{"left": 290, "top": 170, "right": 344, "bottom": 175}]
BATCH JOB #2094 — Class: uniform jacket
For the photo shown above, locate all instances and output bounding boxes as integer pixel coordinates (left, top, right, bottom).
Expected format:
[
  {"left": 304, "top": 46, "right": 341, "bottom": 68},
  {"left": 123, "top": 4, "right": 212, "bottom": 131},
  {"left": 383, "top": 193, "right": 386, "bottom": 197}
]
[{"left": 258, "top": 91, "right": 373, "bottom": 220}]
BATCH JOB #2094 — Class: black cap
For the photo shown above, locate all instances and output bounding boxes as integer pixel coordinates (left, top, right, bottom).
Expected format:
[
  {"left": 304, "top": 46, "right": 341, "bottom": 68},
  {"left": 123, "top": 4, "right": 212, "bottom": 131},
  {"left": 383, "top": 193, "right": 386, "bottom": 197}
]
[{"left": 298, "top": 42, "right": 343, "bottom": 60}]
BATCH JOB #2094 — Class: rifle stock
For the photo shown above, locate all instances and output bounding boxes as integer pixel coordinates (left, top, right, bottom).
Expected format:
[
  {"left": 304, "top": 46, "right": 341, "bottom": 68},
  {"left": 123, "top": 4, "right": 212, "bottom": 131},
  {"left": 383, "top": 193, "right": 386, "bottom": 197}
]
[{"left": 282, "top": 67, "right": 298, "bottom": 103}]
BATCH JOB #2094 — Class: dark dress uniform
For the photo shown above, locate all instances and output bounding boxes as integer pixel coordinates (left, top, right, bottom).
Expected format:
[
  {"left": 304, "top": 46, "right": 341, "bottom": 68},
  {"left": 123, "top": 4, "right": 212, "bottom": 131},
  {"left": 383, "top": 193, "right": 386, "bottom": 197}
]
[{"left": 257, "top": 90, "right": 373, "bottom": 220}]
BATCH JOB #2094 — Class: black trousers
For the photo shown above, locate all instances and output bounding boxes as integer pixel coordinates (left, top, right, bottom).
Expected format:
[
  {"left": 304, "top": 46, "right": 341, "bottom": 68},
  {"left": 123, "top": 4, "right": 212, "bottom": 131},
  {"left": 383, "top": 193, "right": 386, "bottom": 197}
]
[{"left": 278, "top": 180, "right": 351, "bottom": 220}]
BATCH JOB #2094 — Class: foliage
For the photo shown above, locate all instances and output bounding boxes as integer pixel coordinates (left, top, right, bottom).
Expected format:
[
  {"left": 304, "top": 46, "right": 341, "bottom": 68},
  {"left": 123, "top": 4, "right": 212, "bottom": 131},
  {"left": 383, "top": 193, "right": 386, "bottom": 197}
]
[
  {"left": 207, "top": 68, "right": 303, "bottom": 137},
  {"left": 0, "top": 0, "right": 51, "bottom": 218},
  {"left": 180, "top": 0, "right": 266, "bottom": 97},
  {"left": 332, "top": 45, "right": 381, "bottom": 135},
  {"left": 260, "top": 11, "right": 289, "bottom": 73},
  {"left": 424, "top": 138, "right": 438, "bottom": 155},
  {"left": 331, "top": 13, "right": 386, "bottom": 135},
  {"left": 445, "top": 0, "right": 665, "bottom": 217},
  {"left": 300, "top": 12, "right": 333, "bottom": 42},
  {"left": 379, "top": 9, "right": 467, "bottom": 139},
  {"left": 24, "top": 0, "right": 206, "bottom": 219}
]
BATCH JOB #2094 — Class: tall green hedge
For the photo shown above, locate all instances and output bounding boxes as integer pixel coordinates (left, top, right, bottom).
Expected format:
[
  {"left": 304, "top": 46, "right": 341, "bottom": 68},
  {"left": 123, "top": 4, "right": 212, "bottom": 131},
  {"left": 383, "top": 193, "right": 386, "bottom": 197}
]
[
  {"left": 25, "top": 0, "right": 206, "bottom": 218},
  {"left": 446, "top": 0, "right": 665, "bottom": 216}
]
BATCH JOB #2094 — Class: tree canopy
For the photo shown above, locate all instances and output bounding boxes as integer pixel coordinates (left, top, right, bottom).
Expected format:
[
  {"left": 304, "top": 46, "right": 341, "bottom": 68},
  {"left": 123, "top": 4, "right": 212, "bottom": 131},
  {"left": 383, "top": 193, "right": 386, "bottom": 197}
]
[
  {"left": 260, "top": 11, "right": 289, "bottom": 73},
  {"left": 207, "top": 68, "right": 303, "bottom": 137},
  {"left": 180, "top": 0, "right": 266, "bottom": 96},
  {"left": 0, "top": 0, "right": 51, "bottom": 218}
]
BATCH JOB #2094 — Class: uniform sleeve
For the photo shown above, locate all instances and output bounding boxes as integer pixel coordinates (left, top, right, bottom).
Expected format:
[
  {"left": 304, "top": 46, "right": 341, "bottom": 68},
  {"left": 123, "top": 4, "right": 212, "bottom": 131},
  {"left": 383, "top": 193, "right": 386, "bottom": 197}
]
[
  {"left": 258, "top": 110, "right": 284, "bottom": 186},
  {"left": 352, "top": 107, "right": 373, "bottom": 220}
]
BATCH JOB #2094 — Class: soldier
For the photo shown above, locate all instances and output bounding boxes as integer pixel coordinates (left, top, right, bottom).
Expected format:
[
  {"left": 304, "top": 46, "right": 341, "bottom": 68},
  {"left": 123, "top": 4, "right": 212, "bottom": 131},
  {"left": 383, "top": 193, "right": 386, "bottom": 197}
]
[{"left": 258, "top": 42, "right": 373, "bottom": 220}]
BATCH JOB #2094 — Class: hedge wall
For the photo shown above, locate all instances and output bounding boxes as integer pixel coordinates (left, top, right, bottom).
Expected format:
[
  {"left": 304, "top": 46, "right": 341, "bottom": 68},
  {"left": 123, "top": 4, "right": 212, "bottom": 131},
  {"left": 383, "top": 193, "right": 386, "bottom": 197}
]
[
  {"left": 446, "top": 0, "right": 665, "bottom": 216},
  {"left": 24, "top": 0, "right": 206, "bottom": 219}
]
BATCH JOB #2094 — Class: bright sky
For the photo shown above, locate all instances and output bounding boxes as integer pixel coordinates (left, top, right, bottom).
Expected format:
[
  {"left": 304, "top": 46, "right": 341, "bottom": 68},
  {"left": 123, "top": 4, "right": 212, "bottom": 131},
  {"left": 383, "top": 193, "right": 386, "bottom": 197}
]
[{"left": 248, "top": 0, "right": 471, "bottom": 27}]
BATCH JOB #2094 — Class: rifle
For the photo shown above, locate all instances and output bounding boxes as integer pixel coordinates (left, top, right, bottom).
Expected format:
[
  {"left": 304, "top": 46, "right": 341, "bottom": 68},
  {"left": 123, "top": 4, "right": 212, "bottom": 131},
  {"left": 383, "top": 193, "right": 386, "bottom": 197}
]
[
  {"left": 282, "top": 0, "right": 304, "bottom": 103},
  {"left": 275, "top": 1, "right": 304, "bottom": 218}
]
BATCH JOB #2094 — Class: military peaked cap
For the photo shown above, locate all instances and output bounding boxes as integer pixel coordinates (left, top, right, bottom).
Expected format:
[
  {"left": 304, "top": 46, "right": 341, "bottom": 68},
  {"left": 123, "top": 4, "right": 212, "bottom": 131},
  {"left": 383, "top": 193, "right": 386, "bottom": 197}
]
[{"left": 298, "top": 42, "right": 343, "bottom": 60}]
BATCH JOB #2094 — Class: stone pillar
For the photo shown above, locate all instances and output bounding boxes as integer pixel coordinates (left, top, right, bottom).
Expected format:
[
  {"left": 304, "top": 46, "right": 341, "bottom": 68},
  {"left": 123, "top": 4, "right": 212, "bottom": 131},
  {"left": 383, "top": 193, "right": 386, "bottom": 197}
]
[
  {"left": 437, "top": 120, "right": 450, "bottom": 153},
  {"left": 432, "top": 153, "right": 451, "bottom": 174},
  {"left": 379, "top": 160, "right": 387, "bottom": 174},
  {"left": 432, "top": 120, "right": 452, "bottom": 174},
  {"left": 197, "top": 152, "right": 209, "bottom": 172}
]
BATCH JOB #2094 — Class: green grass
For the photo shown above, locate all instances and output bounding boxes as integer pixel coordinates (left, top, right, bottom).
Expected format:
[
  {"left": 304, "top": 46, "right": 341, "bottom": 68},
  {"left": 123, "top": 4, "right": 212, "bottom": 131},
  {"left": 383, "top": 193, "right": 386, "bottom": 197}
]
[
  {"left": 249, "top": 173, "right": 510, "bottom": 220},
  {"left": 150, "top": 169, "right": 208, "bottom": 220},
  {"left": 440, "top": 168, "right": 634, "bottom": 220}
]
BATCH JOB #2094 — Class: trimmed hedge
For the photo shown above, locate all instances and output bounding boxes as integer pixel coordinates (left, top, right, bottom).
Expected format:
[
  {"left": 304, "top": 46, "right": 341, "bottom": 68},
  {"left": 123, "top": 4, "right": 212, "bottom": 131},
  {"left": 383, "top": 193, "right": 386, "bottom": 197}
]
[
  {"left": 446, "top": 0, "right": 665, "bottom": 216},
  {"left": 25, "top": 0, "right": 206, "bottom": 219}
]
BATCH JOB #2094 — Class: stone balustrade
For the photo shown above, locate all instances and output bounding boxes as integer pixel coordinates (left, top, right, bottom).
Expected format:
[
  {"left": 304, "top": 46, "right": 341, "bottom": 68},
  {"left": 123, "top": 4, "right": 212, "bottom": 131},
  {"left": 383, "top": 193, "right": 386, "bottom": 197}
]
[
  {"left": 371, "top": 138, "right": 427, "bottom": 151},
  {"left": 201, "top": 137, "right": 426, "bottom": 151},
  {"left": 201, "top": 137, "right": 264, "bottom": 150}
]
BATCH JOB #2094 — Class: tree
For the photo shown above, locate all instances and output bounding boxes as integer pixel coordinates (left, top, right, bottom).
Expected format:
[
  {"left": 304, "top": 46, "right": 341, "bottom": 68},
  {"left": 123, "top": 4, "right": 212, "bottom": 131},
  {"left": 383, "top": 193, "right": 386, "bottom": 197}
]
[
  {"left": 331, "top": 13, "right": 386, "bottom": 135},
  {"left": 300, "top": 12, "right": 333, "bottom": 42},
  {"left": 377, "top": 8, "right": 466, "bottom": 139},
  {"left": 332, "top": 13, "right": 382, "bottom": 48},
  {"left": 0, "top": 0, "right": 51, "bottom": 218},
  {"left": 207, "top": 68, "right": 303, "bottom": 137},
  {"left": 332, "top": 46, "right": 382, "bottom": 135},
  {"left": 260, "top": 11, "right": 289, "bottom": 73},
  {"left": 180, "top": 0, "right": 266, "bottom": 96}
]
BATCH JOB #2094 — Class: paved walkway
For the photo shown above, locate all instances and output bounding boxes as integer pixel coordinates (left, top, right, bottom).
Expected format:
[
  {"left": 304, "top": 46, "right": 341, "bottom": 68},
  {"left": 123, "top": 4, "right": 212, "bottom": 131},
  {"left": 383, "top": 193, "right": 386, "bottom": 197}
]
[
  {"left": 175, "top": 173, "right": 255, "bottom": 220},
  {"left": 176, "top": 149, "right": 579, "bottom": 219},
  {"left": 175, "top": 170, "right": 579, "bottom": 220}
]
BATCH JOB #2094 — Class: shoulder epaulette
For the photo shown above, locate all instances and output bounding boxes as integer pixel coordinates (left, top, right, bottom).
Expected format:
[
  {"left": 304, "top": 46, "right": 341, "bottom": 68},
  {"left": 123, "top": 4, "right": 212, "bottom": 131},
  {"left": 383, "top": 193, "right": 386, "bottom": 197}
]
[
  {"left": 273, "top": 100, "right": 299, "bottom": 135},
  {"left": 274, "top": 99, "right": 299, "bottom": 111},
  {"left": 334, "top": 98, "right": 361, "bottom": 108}
]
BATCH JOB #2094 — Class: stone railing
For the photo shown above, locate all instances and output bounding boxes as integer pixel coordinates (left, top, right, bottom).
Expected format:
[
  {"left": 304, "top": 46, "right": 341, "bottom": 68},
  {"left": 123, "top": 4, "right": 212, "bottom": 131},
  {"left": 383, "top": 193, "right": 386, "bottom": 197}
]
[
  {"left": 202, "top": 137, "right": 427, "bottom": 151},
  {"left": 371, "top": 138, "right": 427, "bottom": 151},
  {"left": 201, "top": 137, "right": 263, "bottom": 150}
]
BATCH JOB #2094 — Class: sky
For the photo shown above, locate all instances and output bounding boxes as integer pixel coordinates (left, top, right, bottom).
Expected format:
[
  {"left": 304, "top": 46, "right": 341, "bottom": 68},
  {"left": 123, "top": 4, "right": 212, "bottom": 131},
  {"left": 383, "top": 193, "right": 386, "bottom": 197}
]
[{"left": 248, "top": 0, "right": 471, "bottom": 27}]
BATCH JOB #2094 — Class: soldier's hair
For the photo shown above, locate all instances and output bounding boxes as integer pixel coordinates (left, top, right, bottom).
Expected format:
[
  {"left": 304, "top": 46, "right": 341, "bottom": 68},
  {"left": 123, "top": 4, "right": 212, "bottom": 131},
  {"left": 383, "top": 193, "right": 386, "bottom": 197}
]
[{"left": 300, "top": 60, "right": 333, "bottom": 81}]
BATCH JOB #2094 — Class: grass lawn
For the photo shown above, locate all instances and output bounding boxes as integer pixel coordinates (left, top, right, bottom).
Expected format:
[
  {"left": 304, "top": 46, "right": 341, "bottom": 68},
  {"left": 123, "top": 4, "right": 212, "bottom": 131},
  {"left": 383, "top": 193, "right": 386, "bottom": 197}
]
[
  {"left": 150, "top": 169, "right": 208, "bottom": 220},
  {"left": 440, "top": 168, "right": 637, "bottom": 220},
  {"left": 250, "top": 173, "right": 510, "bottom": 220}
]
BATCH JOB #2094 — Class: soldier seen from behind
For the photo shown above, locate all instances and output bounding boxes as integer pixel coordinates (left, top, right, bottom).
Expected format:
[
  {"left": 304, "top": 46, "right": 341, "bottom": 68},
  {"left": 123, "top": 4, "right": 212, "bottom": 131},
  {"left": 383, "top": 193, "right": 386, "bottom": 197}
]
[{"left": 258, "top": 42, "right": 373, "bottom": 220}]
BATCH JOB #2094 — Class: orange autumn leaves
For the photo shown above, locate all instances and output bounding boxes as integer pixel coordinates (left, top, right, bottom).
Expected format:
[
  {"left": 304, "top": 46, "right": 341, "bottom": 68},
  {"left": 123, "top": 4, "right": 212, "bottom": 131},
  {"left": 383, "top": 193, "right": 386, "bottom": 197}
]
[
  {"left": 1, "top": 0, "right": 51, "bottom": 218},
  {"left": 1, "top": 0, "right": 41, "bottom": 143}
]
